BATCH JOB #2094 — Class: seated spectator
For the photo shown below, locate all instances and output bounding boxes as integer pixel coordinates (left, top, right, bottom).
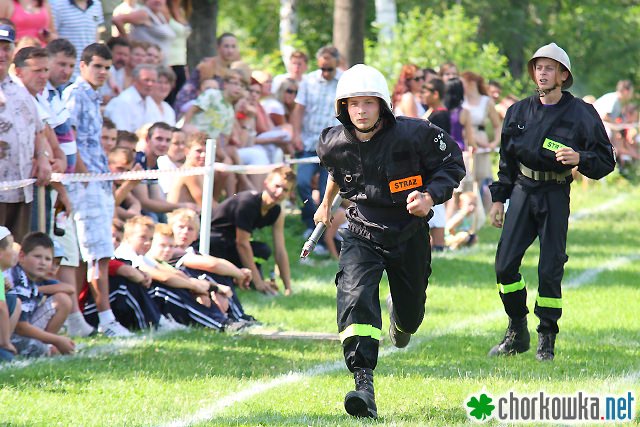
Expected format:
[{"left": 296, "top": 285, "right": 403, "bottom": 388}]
[
  {"left": 105, "top": 63, "right": 162, "bottom": 132},
  {"left": 274, "top": 77, "right": 298, "bottom": 125},
  {"left": 250, "top": 76, "right": 292, "bottom": 159},
  {"left": 116, "top": 130, "right": 139, "bottom": 152},
  {"left": 166, "top": 131, "right": 207, "bottom": 208},
  {"left": 151, "top": 65, "right": 177, "bottom": 126},
  {"left": 115, "top": 216, "right": 237, "bottom": 331},
  {"left": 82, "top": 223, "right": 182, "bottom": 332},
  {"left": 176, "top": 77, "right": 218, "bottom": 118},
  {"left": 7, "top": 232, "right": 74, "bottom": 357},
  {"left": 445, "top": 192, "right": 479, "bottom": 250},
  {"left": 122, "top": 40, "right": 148, "bottom": 90},
  {"left": 131, "top": 121, "right": 198, "bottom": 222},
  {"left": 101, "top": 117, "right": 118, "bottom": 153},
  {"left": 173, "top": 32, "right": 239, "bottom": 115},
  {"left": 102, "top": 36, "right": 131, "bottom": 101},
  {"left": 209, "top": 166, "right": 296, "bottom": 296},
  {"left": 145, "top": 42, "right": 162, "bottom": 65},
  {"left": 0, "top": 227, "right": 21, "bottom": 361},
  {"left": 183, "top": 69, "right": 250, "bottom": 195},
  {"left": 168, "top": 209, "right": 257, "bottom": 324},
  {"left": 109, "top": 147, "right": 142, "bottom": 222},
  {"left": 157, "top": 126, "right": 186, "bottom": 194}
]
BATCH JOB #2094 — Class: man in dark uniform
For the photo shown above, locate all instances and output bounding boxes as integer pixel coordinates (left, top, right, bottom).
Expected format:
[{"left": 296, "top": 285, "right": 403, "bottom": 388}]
[
  {"left": 488, "top": 43, "right": 615, "bottom": 361},
  {"left": 314, "top": 64, "right": 465, "bottom": 418}
]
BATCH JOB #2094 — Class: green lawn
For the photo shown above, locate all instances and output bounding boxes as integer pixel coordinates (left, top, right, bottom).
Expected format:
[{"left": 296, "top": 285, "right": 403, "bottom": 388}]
[{"left": 1, "top": 174, "right": 639, "bottom": 426}]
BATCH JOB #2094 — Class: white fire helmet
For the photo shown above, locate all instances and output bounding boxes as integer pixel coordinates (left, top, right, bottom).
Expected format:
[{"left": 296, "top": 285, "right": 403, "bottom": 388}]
[
  {"left": 335, "top": 64, "right": 393, "bottom": 126},
  {"left": 527, "top": 42, "right": 573, "bottom": 90}
]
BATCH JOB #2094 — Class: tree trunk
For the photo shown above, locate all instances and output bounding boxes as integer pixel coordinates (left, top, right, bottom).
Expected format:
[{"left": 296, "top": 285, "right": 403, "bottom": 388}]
[
  {"left": 187, "top": 0, "right": 218, "bottom": 70},
  {"left": 333, "top": 0, "right": 366, "bottom": 67},
  {"left": 279, "top": 0, "right": 298, "bottom": 69},
  {"left": 374, "top": 0, "right": 396, "bottom": 43}
]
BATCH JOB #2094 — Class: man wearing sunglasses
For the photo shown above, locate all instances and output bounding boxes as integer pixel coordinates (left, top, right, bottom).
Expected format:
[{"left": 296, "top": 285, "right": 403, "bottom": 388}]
[
  {"left": 315, "top": 64, "right": 465, "bottom": 418},
  {"left": 291, "top": 45, "right": 342, "bottom": 245}
]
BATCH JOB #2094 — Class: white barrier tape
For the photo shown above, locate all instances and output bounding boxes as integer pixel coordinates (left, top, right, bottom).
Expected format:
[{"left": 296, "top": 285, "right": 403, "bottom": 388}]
[
  {"left": 0, "top": 178, "right": 37, "bottom": 192},
  {"left": 0, "top": 156, "right": 321, "bottom": 191}
]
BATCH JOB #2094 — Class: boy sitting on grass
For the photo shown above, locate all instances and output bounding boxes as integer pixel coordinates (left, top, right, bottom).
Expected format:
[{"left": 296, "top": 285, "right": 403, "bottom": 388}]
[
  {"left": 7, "top": 232, "right": 75, "bottom": 357},
  {"left": 168, "top": 208, "right": 256, "bottom": 324},
  {"left": 0, "top": 227, "right": 21, "bottom": 362}
]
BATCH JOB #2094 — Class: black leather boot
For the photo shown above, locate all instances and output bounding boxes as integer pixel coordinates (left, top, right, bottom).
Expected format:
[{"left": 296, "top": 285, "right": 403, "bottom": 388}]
[
  {"left": 386, "top": 294, "right": 411, "bottom": 348},
  {"left": 488, "top": 317, "right": 530, "bottom": 356},
  {"left": 536, "top": 332, "right": 556, "bottom": 361},
  {"left": 344, "top": 368, "right": 377, "bottom": 418}
]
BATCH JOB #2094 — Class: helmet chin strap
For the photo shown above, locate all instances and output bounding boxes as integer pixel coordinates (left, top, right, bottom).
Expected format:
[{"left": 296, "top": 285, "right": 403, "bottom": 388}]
[
  {"left": 356, "top": 116, "right": 382, "bottom": 134},
  {"left": 535, "top": 83, "right": 559, "bottom": 97}
]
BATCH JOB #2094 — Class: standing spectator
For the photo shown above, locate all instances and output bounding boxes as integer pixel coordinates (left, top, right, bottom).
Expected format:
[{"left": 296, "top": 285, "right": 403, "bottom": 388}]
[
  {"left": 291, "top": 45, "right": 341, "bottom": 238},
  {"left": 130, "top": 121, "right": 198, "bottom": 221},
  {"left": 487, "top": 80, "right": 502, "bottom": 104},
  {"left": 150, "top": 65, "right": 176, "bottom": 126},
  {"left": 392, "top": 63, "right": 425, "bottom": 118},
  {"left": 439, "top": 61, "right": 459, "bottom": 83},
  {"left": 0, "top": 22, "right": 51, "bottom": 243},
  {"left": 271, "top": 50, "right": 308, "bottom": 95},
  {"left": 101, "top": 36, "right": 130, "bottom": 100},
  {"left": 50, "top": 0, "right": 104, "bottom": 78},
  {"left": 209, "top": 166, "right": 296, "bottom": 296},
  {"left": 112, "top": 0, "right": 174, "bottom": 64},
  {"left": 63, "top": 42, "right": 132, "bottom": 337},
  {"left": 111, "top": 0, "right": 137, "bottom": 36},
  {"left": 0, "top": 0, "right": 56, "bottom": 45},
  {"left": 461, "top": 71, "right": 502, "bottom": 213},
  {"left": 593, "top": 79, "right": 634, "bottom": 125},
  {"left": 164, "top": 0, "right": 190, "bottom": 105},
  {"left": 104, "top": 63, "right": 162, "bottom": 132},
  {"left": 41, "top": 37, "right": 95, "bottom": 337},
  {"left": 487, "top": 43, "right": 615, "bottom": 361},
  {"left": 100, "top": 0, "right": 120, "bottom": 40},
  {"left": 274, "top": 77, "right": 298, "bottom": 125},
  {"left": 421, "top": 78, "right": 450, "bottom": 133}
]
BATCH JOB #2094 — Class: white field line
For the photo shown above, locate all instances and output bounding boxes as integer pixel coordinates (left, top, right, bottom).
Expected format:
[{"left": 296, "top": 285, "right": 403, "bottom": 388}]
[{"left": 157, "top": 249, "right": 635, "bottom": 427}]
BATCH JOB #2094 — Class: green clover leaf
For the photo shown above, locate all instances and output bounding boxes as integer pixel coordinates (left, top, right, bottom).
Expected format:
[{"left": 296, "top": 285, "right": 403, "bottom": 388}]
[{"left": 466, "top": 393, "right": 495, "bottom": 421}]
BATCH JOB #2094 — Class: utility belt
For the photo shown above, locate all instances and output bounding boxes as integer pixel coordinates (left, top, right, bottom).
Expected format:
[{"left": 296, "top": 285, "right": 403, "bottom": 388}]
[
  {"left": 519, "top": 163, "right": 572, "bottom": 183},
  {"left": 346, "top": 205, "right": 425, "bottom": 247}
]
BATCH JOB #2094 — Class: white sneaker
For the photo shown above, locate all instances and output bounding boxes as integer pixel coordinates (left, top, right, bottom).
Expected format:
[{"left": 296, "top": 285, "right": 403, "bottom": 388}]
[
  {"left": 66, "top": 319, "right": 96, "bottom": 338},
  {"left": 98, "top": 321, "right": 133, "bottom": 338},
  {"left": 157, "top": 315, "right": 188, "bottom": 332}
]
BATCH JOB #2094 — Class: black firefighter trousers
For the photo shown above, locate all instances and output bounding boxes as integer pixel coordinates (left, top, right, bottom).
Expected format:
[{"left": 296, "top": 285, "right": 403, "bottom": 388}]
[
  {"left": 336, "top": 225, "right": 431, "bottom": 372},
  {"left": 495, "top": 183, "right": 570, "bottom": 334}
]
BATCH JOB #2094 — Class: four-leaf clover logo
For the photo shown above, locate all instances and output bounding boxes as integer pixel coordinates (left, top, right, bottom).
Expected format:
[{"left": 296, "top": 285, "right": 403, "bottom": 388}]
[{"left": 466, "top": 393, "right": 495, "bottom": 422}]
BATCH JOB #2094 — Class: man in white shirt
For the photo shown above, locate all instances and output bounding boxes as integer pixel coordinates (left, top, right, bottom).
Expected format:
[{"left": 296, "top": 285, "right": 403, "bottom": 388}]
[{"left": 104, "top": 63, "right": 161, "bottom": 132}]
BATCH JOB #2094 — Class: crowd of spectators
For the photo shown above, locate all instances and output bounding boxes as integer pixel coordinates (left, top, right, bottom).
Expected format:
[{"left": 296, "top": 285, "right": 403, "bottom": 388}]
[{"left": 0, "top": 2, "right": 632, "bottom": 362}]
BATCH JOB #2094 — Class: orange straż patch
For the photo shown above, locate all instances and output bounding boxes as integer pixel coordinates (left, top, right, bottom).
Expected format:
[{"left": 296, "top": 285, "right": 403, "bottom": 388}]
[{"left": 389, "top": 175, "right": 422, "bottom": 193}]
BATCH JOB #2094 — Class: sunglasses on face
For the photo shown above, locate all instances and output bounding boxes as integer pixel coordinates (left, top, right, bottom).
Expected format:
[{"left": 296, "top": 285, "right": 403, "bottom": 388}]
[
  {"left": 422, "top": 86, "right": 435, "bottom": 93},
  {"left": 285, "top": 88, "right": 297, "bottom": 94},
  {"left": 321, "top": 67, "right": 335, "bottom": 73},
  {"left": 412, "top": 75, "right": 425, "bottom": 82}
]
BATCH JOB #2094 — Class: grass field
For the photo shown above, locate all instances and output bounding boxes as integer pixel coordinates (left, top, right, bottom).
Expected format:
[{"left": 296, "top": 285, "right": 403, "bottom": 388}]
[{"left": 1, "top": 175, "right": 639, "bottom": 426}]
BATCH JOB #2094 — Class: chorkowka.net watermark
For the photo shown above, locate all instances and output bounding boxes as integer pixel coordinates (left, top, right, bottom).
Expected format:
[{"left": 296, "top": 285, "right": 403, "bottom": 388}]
[{"left": 465, "top": 390, "right": 636, "bottom": 423}]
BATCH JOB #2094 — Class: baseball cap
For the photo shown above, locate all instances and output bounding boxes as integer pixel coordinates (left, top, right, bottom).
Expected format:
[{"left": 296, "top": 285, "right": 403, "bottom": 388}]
[
  {"left": 0, "top": 226, "right": 10, "bottom": 242},
  {"left": 53, "top": 240, "right": 67, "bottom": 259},
  {"left": 0, "top": 24, "right": 15, "bottom": 43}
]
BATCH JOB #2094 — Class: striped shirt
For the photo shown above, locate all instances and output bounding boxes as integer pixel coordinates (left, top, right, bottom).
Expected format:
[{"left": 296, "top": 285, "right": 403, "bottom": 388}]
[
  {"left": 295, "top": 69, "right": 341, "bottom": 152},
  {"left": 51, "top": 0, "right": 104, "bottom": 77}
]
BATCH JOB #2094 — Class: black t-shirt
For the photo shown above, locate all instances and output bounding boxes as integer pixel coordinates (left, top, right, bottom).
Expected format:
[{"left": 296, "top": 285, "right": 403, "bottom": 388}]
[
  {"left": 428, "top": 108, "right": 451, "bottom": 134},
  {"left": 210, "top": 191, "right": 281, "bottom": 243}
]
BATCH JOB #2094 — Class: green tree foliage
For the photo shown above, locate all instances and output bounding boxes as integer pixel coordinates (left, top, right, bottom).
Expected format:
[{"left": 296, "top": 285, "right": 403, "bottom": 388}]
[{"left": 365, "top": 6, "right": 515, "bottom": 93}]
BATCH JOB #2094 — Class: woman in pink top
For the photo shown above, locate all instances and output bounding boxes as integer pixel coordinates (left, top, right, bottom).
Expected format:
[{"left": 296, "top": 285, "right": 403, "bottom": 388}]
[{"left": 0, "top": 0, "right": 56, "bottom": 45}]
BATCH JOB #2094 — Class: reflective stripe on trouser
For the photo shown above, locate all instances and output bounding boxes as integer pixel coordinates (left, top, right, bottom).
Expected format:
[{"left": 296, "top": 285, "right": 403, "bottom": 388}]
[
  {"left": 336, "top": 225, "right": 430, "bottom": 372},
  {"left": 495, "top": 184, "right": 568, "bottom": 334}
]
